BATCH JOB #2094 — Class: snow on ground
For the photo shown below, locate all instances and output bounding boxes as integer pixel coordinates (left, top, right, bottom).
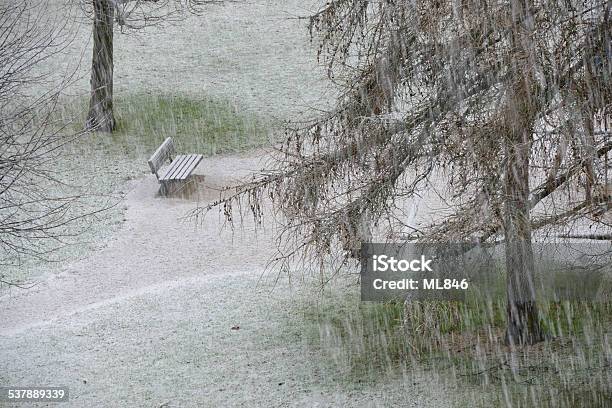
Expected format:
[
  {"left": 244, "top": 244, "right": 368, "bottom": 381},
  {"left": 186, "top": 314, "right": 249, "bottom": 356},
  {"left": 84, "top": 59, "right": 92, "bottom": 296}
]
[
  {"left": 6, "top": 0, "right": 334, "bottom": 277},
  {"left": 37, "top": 0, "right": 335, "bottom": 121},
  {"left": 0, "top": 0, "right": 461, "bottom": 405},
  {"left": 0, "top": 153, "right": 450, "bottom": 407}
]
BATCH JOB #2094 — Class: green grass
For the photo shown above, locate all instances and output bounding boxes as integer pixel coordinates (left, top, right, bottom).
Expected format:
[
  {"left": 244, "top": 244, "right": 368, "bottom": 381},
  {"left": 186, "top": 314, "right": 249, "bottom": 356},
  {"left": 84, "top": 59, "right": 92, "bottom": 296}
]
[{"left": 59, "top": 92, "right": 271, "bottom": 158}]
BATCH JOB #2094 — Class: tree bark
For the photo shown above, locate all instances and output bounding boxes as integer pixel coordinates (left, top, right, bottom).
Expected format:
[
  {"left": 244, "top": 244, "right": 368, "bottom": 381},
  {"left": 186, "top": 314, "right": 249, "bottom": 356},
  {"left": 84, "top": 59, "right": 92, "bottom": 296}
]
[
  {"left": 500, "top": 0, "right": 544, "bottom": 347},
  {"left": 86, "top": 0, "right": 115, "bottom": 132},
  {"left": 501, "top": 79, "right": 544, "bottom": 346},
  {"left": 503, "top": 126, "right": 544, "bottom": 346}
]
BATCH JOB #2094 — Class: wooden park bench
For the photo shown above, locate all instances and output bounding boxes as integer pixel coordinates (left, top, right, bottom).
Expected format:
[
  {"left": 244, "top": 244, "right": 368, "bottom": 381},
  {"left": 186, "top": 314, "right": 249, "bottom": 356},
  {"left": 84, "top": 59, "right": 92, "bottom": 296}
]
[{"left": 148, "top": 137, "right": 203, "bottom": 196}]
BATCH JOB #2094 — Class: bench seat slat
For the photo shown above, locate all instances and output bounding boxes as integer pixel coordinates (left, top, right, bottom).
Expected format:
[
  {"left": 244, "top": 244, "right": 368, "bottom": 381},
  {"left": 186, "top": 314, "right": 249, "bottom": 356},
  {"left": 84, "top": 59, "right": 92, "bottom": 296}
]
[
  {"left": 177, "top": 154, "right": 199, "bottom": 179},
  {"left": 172, "top": 154, "right": 198, "bottom": 180},
  {"left": 159, "top": 154, "right": 202, "bottom": 181},
  {"left": 159, "top": 155, "right": 186, "bottom": 181},
  {"left": 168, "top": 154, "right": 194, "bottom": 180},
  {"left": 160, "top": 155, "right": 189, "bottom": 181},
  {"left": 177, "top": 154, "right": 203, "bottom": 180}
]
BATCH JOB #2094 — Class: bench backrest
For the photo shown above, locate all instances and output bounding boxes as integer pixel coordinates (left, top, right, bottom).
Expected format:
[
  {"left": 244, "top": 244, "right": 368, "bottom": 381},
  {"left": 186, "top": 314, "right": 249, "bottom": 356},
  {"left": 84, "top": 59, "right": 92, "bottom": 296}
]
[{"left": 148, "top": 137, "right": 176, "bottom": 178}]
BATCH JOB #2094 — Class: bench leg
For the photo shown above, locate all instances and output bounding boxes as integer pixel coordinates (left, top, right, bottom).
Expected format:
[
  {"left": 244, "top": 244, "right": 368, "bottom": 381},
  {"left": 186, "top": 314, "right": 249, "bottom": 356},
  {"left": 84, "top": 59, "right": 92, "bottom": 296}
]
[
  {"left": 159, "top": 180, "right": 182, "bottom": 196},
  {"left": 159, "top": 181, "right": 169, "bottom": 196},
  {"left": 159, "top": 177, "right": 201, "bottom": 198}
]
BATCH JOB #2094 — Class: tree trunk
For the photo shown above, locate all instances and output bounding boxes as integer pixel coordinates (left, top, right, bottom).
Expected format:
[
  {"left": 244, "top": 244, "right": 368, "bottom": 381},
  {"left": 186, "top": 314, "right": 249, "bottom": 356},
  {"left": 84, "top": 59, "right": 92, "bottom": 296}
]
[
  {"left": 503, "top": 125, "right": 544, "bottom": 346},
  {"left": 501, "top": 0, "right": 544, "bottom": 347},
  {"left": 86, "top": 0, "right": 115, "bottom": 132}
]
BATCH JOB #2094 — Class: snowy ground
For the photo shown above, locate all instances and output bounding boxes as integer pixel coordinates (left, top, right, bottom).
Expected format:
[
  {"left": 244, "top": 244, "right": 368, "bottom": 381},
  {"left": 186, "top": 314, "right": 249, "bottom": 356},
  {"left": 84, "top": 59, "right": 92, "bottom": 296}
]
[
  {"left": 4, "top": 2, "right": 607, "bottom": 406},
  {"left": 35, "top": 0, "right": 335, "bottom": 121},
  {"left": 0, "top": 153, "right": 452, "bottom": 407},
  {"left": 1, "top": 1, "right": 454, "bottom": 406}
]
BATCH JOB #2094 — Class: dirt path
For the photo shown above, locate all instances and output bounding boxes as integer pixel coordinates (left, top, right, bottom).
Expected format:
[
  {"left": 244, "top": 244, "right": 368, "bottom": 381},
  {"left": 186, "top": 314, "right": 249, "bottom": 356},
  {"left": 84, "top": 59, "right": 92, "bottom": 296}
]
[{"left": 0, "top": 152, "right": 450, "bottom": 407}]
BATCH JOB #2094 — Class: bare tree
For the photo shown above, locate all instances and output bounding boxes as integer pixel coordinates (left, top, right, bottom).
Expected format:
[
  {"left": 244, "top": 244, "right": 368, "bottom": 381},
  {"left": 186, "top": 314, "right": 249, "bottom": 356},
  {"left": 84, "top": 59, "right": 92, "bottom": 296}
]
[
  {"left": 82, "top": 0, "right": 223, "bottom": 132},
  {"left": 195, "top": 0, "right": 611, "bottom": 346},
  {"left": 0, "top": 1, "right": 101, "bottom": 285}
]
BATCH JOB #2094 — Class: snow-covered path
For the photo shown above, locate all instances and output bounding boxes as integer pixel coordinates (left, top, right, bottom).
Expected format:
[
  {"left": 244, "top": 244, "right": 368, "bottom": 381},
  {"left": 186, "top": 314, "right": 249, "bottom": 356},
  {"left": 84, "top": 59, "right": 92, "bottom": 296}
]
[{"left": 0, "top": 153, "right": 271, "bottom": 337}]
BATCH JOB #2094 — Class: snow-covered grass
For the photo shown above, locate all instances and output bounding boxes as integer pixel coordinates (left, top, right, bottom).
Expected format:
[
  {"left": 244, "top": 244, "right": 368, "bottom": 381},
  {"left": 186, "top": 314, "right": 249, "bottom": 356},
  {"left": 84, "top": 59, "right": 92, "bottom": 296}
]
[
  {"left": 303, "top": 293, "right": 408, "bottom": 382},
  {"left": 34, "top": 0, "right": 333, "bottom": 121}
]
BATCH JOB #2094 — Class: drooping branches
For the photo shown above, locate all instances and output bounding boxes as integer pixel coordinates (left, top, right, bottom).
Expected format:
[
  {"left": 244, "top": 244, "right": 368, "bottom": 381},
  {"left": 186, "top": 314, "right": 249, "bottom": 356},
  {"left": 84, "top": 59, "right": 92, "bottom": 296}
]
[{"left": 195, "top": 0, "right": 611, "bottom": 276}]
